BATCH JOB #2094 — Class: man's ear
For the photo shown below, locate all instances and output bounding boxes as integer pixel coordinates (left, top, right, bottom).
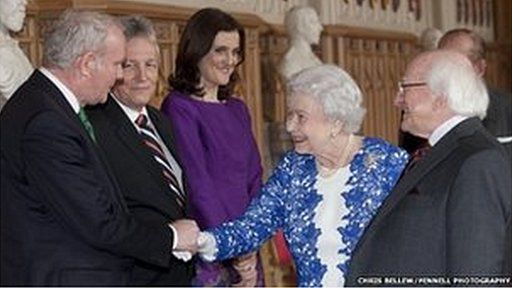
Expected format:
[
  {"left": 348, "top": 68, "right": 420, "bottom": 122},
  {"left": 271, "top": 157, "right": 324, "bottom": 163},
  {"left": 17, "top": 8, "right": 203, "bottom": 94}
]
[
  {"left": 474, "top": 58, "right": 487, "bottom": 78},
  {"left": 433, "top": 93, "right": 449, "bottom": 111},
  {"left": 75, "top": 52, "right": 96, "bottom": 78}
]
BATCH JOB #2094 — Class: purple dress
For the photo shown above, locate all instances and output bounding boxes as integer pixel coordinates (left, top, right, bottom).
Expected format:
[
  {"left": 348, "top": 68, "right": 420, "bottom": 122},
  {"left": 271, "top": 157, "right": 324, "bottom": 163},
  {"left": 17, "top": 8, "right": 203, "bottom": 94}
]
[{"left": 161, "top": 90, "right": 263, "bottom": 286}]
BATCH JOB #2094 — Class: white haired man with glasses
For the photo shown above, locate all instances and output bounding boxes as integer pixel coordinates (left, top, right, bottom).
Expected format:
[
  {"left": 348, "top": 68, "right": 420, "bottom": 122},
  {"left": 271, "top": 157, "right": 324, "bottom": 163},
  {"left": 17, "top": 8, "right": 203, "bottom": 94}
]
[{"left": 346, "top": 50, "right": 511, "bottom": 285}]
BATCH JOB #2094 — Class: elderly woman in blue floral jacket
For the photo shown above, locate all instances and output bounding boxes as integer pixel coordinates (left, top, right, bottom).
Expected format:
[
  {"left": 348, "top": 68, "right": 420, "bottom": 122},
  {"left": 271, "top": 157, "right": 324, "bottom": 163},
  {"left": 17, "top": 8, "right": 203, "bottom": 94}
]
[{"left": 199, "top": 64, "right": 409, "bottom": 287}]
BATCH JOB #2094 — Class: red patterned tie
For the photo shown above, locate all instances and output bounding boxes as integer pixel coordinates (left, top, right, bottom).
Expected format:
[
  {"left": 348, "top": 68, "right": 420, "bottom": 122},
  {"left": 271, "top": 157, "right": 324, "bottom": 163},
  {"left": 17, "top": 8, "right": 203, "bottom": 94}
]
[
  {"left": 136, "top": 114, "right": 185, "bottom": 207},
  {"left": 405, "top": 143, "right": 431, "bottom": 173}
]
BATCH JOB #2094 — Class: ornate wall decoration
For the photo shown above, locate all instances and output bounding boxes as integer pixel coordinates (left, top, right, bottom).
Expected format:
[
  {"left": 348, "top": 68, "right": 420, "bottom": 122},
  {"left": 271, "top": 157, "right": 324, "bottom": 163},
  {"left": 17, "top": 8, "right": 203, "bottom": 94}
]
[
  {"left": 485, "top": 0, "right": 492, "bottom": 26},
  {"left": 381, "top": 0, "right": 390, "bottom": 10},
  {"left": 392, "top": 0, "right": 401, "bottom": 12},
  {"left": 454, "top": 0, "right": 493, "bottom": 34},
  {"left": 312, "top": 0, "right": 429, "bottom": 37},
  {"left": 457, "top": 0, "right": 463, "bottom": 22},
  {"left": 408, "top": 0, "right": 421, "bottom": 21}
]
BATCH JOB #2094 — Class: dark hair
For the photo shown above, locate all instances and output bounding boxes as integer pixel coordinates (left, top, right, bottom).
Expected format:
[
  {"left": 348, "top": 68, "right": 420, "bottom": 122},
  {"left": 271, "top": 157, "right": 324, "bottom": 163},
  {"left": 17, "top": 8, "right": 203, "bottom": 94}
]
[
  {"left": 438, "top": 28, "right": 486, "bottom": 61},
  {"left": 168, "top": 8, "right": 245, "bottom": 100}
]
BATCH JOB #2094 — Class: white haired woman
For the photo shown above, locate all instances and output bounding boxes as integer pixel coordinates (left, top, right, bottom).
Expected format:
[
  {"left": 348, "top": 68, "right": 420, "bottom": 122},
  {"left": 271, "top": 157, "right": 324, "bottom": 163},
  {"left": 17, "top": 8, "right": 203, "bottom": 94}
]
[{"left": 198, "top": 64, "right": 409, "bottom": 287}]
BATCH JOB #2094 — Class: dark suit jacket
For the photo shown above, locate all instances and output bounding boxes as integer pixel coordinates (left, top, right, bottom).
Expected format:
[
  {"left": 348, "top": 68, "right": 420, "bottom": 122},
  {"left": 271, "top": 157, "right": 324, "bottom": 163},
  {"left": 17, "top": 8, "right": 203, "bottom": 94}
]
[
  {"left": 86, "top": 95, "right": 194, "bottom": 285},
  {"left": 347, "top": 117, "right": 512, "bottom": 285},
  {"left": 484, "top": 88, "right": 512, "bottom": 163},
  {"left": 0, "top": 70, "right": 173, "bottom": 286}
]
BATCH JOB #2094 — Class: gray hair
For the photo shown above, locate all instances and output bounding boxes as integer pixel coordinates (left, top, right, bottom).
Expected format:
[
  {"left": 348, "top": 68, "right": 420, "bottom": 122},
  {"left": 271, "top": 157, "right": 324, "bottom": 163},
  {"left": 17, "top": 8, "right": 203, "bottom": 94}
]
[
  {"left": 43, "top": 9, "right": 120, "bottom": 69},
  {"left": 426, "top": 51, "right": 488, "bottom": 119},
  {"left": 119, "top": 15, "right": 155, "bottom": 41},
  {"left": 287, "top": 64, "right": 366, "bottom": 133},
  {"left": 119, "top": 15, "right": 159, "bottom": 56}
]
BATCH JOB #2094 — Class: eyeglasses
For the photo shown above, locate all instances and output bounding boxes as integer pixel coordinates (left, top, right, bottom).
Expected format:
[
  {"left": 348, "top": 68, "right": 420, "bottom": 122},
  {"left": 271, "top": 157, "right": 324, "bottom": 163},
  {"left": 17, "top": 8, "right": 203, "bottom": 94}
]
[{"left": 397, "top": 81, "right": 427, "bottom": 95}]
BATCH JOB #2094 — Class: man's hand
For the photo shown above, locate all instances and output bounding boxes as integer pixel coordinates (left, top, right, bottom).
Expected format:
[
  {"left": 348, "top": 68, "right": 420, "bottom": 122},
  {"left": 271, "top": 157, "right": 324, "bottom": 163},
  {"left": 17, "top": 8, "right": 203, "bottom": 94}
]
[{"left": 171, "top": 219, "right": 200, "bottom": 253}]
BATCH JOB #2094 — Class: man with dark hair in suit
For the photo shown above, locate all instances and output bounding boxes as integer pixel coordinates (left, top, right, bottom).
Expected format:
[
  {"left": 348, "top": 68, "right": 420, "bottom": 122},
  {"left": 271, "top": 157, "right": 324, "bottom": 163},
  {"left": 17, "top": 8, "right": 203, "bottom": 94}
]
[
  {"left": 0, "top": 10, "right": 198, "bottom": 286},
  {"left": 86, "top": 15, "right": 194, "bottom": 286},
  {"left": 438, "top": 28, "right": 512, "bottom": 162},
  {"left": 347, "top": 50, "right": 511, "bottom": 284}
]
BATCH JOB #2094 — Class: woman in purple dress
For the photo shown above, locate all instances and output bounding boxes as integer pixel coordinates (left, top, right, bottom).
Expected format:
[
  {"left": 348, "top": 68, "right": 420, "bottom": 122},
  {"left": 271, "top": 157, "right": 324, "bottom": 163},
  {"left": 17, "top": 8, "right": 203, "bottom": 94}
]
[{"left": 160, "top": 8, "right": 263, "bottom": 287}]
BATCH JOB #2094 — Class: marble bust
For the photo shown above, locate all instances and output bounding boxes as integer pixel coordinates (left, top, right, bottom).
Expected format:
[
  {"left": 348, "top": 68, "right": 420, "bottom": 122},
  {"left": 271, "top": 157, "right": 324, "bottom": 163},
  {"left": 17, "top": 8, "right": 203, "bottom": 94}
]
[
  {"left": 0, "top": 0, "right": 33, "bottom": 109},
  {"left": 278, "top": 6, "right": 323, "bottom": 81},
  {"left": 419, "top": 27, "right": 443, "bottom": 51}
]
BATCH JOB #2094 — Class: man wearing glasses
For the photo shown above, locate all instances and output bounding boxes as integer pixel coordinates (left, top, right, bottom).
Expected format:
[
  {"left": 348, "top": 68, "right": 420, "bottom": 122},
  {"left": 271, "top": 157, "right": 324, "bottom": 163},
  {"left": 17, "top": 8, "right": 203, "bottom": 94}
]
[{"left": 346, "top": 50, "right": 511, "bottom": 285}]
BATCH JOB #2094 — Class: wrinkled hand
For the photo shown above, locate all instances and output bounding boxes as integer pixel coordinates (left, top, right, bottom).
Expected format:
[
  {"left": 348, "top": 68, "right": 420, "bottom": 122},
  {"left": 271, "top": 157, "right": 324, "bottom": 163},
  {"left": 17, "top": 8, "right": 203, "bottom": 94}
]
[
  {"left": 233, "top": 252, "right": 258, "bottom": 287},
  {"left": 171, "top": 219, "right": 200, "bottom": 253}
]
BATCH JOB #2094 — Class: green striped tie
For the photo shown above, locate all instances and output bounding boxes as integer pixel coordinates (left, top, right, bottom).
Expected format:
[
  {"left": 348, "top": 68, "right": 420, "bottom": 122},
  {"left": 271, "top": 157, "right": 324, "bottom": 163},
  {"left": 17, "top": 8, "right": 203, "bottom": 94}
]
[{"left": 78, "top": 108, "right": 97, "bottom": 143}]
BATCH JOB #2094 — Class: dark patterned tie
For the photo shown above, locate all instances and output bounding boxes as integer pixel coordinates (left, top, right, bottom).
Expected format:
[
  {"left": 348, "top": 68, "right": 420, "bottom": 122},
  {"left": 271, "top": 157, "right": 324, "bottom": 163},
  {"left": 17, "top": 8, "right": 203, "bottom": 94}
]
[
  {"left": 136, "top": 114, "right": 185, "bottom": 207},
  {"left": 78, "top": 108, "right": 96, "bottom": 143},
  {"left": 405, "top": 143, "right": 431, "bottom": 173}
]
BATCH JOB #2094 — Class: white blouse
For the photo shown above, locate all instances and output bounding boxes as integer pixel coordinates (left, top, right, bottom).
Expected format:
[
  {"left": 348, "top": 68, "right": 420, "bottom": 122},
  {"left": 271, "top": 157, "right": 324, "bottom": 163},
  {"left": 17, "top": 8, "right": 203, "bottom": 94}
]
[{"left": 314, "top": 166, "right": 352, "bottom": 287}]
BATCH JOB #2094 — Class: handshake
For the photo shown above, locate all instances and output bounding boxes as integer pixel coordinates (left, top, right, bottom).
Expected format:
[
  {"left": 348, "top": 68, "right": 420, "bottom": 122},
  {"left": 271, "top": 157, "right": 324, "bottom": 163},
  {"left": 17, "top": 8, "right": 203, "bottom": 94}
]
[
  {"left": 170, "top": 219, "right": 209, "bottom": 259},
  {"left": 170, "top": 219, "right": 259, "bottom": 287}
]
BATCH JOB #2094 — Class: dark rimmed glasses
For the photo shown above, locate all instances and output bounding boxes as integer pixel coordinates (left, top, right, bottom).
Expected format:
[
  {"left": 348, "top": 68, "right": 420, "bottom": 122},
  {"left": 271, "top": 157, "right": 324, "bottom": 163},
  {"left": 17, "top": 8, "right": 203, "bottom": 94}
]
[{"left": 397, "top": 81, "right": 427, "bottom": 96}]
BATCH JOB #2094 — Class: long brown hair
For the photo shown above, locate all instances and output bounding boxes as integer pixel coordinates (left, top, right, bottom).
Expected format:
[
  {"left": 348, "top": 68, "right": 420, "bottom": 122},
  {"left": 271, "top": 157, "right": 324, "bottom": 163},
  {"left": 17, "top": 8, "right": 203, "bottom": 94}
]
[{"left": 168, "top": 8, "right": 245, "bottom": 100}]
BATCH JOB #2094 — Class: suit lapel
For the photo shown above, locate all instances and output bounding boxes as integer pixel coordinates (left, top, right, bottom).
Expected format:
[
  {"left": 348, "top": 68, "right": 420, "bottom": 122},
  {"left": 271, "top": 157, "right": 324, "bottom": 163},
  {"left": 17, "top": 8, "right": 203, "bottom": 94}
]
[
  {"left": 356, "top": 118, "right": 482, "bottom": 248},
  {"left": 103, "top": 98, "right": 167, "bottom": 186},
  {"left": 147, "top": 109, "right": 180, "bottom": 166},
  {"left": 34, "top": 71, "right": 91, "bottom": 143},
  {"left": 34, "top": 71, "right": 129, "bottom": 209},
  {"left": 103, "top": 98, "right": 184, "bottom": 209},
  {"left": 36, "top": 70, "right": 112, "bottom": 162},
  {"left": 147, "top": 109, "right": 188, "bottom": 195},
  {"left": 369, "top": 141, "right": 455, "bottom": 228}
]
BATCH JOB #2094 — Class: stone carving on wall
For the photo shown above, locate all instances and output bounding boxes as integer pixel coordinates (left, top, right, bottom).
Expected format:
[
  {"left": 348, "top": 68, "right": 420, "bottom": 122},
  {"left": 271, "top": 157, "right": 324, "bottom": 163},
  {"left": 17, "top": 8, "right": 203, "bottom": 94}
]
[
  {"left": 0, "top": 0, "right": 33, "bottom": 110},
  {"left": 419, "top": 27, "right": 442, "bottom": 50},
  {"left": 120, "top": 0, "right": 497, "bottom": 43},
  {"left": 263, "top": 6, "right": 325, "bottom": 170},
  {"left": 278, "top": 6, "right": 323, "bottom": 80},
  {"left": 314, "top": 0, "right": 428, "bottom": 35},
  {"left": 123, "top": 0, "right": 308, "bottom": 24}
]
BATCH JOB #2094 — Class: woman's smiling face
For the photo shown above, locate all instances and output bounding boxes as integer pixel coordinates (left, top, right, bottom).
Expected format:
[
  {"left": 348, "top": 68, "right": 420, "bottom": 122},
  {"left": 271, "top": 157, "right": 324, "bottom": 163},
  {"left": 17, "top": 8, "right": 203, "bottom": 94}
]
[
  {"left": 198, "top": 30, "right": 241, "bottom": 90},
  {"left": 286, "top": 91, "right": 334, "bottom": 156}
]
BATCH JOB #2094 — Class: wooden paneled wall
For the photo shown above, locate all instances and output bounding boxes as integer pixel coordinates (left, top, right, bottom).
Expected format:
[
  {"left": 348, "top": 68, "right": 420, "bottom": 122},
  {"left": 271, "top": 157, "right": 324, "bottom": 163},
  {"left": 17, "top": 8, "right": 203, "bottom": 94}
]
[
  {"left": 486, "top": 44, "right": 512, "bottom": 92},
  {"left": 13, "top": 0, "right": 511, "bottom": 286},
  {"left": 323, "top": 26, "right": 418, "bottom": 144}
]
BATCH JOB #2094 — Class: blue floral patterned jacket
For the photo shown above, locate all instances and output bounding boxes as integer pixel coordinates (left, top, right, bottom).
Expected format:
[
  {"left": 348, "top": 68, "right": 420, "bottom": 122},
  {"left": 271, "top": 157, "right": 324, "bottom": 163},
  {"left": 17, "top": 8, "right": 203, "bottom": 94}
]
[{"left": 209, "top": 137, "right": 408, "bottom": 287}]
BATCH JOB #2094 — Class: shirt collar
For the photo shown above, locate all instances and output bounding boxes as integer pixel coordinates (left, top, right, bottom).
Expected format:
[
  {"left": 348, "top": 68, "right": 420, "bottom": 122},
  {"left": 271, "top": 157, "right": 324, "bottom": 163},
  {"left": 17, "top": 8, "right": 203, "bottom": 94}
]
[
  {"left": 39, "top": 67, "right": 80, "bottom": 113},
  {"left": 429, "top": 115, "right": 468, "bottom": 146},
  {"left": 110, "top": 92, "right": 148, "bottom": 125}
]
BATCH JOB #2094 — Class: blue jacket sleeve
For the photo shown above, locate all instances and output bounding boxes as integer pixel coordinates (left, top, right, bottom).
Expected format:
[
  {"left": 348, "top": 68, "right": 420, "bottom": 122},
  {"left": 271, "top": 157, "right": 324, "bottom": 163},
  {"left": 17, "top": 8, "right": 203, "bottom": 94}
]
[{"left": 208, "top": 153, "right": 292, "bottom": 260}]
